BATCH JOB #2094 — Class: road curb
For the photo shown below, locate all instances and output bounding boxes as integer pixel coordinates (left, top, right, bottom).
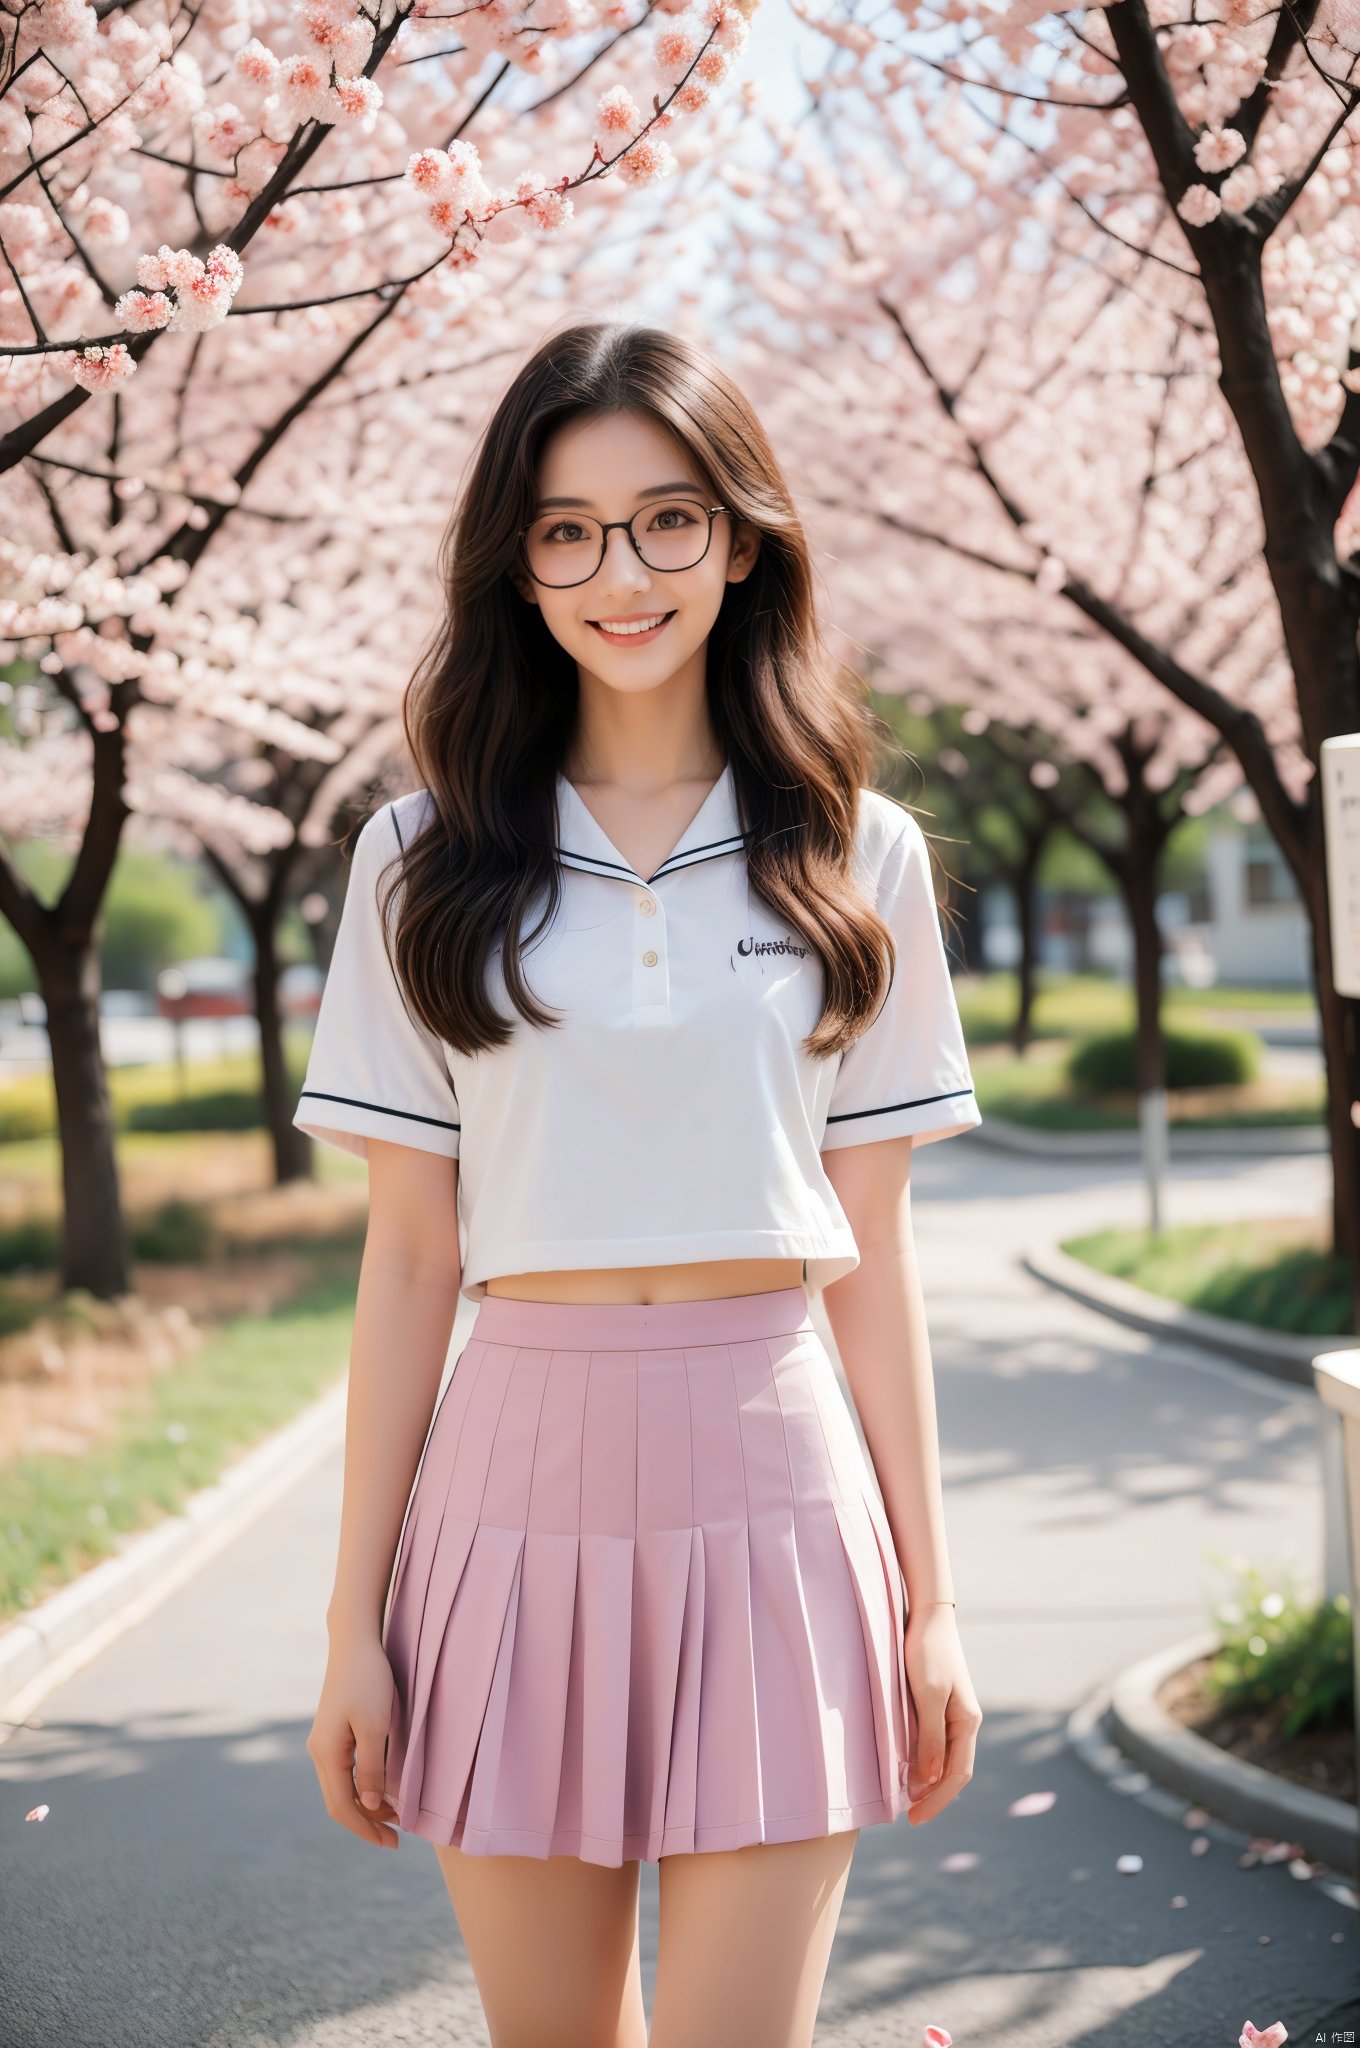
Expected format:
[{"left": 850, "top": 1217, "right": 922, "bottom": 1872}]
[
  {"left": 1093, "top": 1630, "right": 1358, "bottom": 1879},
  {"left": 973, "top": 1116, "right": 1326, "bottom": 1159},
  {"left": 1022, "top": 1240, "right": 1353, "bottom": 1389},
  {"left": 0, "top": 1376, "right": 348, "bottom": 1731}
]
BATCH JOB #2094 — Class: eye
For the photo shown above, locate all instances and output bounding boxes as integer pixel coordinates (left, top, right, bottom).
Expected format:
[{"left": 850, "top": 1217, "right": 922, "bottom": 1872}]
[
  {"left": 649, "top": 504, "right": 699, "bottom": 530},
  {"left": 543, "top": 519, "right": 586, "bottom": 543}
]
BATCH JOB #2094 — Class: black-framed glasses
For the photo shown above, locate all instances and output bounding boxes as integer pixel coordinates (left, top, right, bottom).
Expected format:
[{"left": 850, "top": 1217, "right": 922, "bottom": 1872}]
[{"left": 517, "top": 502, "right": 730, "bottom": 589}]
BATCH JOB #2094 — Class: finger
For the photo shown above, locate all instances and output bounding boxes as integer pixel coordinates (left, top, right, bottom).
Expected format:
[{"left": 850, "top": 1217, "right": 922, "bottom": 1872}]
[
  {"left": 313, "top": 1743, "right": 398, "bottom": 1849},
  {"left": 907, "top": 1700, "right": 949, "bottom": 1795},
  {"left": 353, "top": 1721, "right": 390, "bottom": 1816},
  {"left": 908, "top": 1725, "right": 978, "bottom": 1824}
]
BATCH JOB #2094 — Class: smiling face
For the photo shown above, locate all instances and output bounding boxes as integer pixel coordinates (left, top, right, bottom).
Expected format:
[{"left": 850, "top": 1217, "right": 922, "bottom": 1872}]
[{"left": 511, "top": 409, "right": 760, "bottom": 702}]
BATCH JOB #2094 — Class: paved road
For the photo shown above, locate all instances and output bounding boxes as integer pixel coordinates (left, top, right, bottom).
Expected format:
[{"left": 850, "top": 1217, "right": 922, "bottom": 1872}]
[{"left": 1, "top": 1139, "right": 1355, "bottom": 2046}]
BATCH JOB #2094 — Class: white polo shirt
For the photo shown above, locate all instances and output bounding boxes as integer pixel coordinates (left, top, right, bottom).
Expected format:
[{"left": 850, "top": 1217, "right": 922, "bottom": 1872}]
[{"left": 293, "top": 766, "right": 981, "bottom": 1301}]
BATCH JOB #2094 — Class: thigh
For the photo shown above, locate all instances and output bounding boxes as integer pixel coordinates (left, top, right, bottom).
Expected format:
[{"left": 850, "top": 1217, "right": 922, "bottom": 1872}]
[
  {"left": 433, "top": 1843, "right": 647, "bottom": 2048},
  {"left": 651, "top": 1829, "right": 859, "bottom": 2048}
]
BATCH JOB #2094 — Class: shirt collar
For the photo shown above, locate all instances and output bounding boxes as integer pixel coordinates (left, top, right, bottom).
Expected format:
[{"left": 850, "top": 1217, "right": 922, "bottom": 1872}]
[{"left": 555, "top": 762, "right": 747, "bottom": 886}]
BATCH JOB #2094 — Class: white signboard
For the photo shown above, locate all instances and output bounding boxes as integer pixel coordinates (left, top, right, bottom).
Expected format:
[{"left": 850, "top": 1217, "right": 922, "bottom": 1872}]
[{"left": 1322, "top": 732, "right": 1360, "bottom": 998}]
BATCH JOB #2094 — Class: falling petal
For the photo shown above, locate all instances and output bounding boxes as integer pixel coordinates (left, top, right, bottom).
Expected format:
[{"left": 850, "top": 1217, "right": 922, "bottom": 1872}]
[
  {"left": 25, "top": 1804, "right": 49, "bottom": 1822},
  {"left": 1287, "top": 1859, "right": 1315, "bottom": 1881},
  {"left": 1238, "top": 2022, "right": 1289, "bottom": 2046},
  {"left": 924, "top": 2030, "right": 953, "bottom": 2047},
  {"left": 1170, "top": 1894, "right": 1188, "bottom": 1908},
  {"left": 940, "top": 1851, "right": 979, "bottom": 1873},
  {"left": 1191, "top": 1836, "right": 1211, "bottom": 1855},
  {"left": 1183, "top": 1807, "right": 1211, "bottom": 1827},
  {"left": 1116, "top": 1853, "right": 1143, "bottom": 1873},
  {"left": 1008, "top": 1789, "right": 1056, "bottom": 1817}
]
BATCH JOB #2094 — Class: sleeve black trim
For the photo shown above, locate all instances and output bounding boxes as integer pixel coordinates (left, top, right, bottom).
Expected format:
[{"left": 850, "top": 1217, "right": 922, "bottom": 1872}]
[
  {"left": 824, "top": 1086, "right": 975, "bottom": 1126},
  {"left": 299, "top": 1088, "right": 459, "bottom": 1134}
]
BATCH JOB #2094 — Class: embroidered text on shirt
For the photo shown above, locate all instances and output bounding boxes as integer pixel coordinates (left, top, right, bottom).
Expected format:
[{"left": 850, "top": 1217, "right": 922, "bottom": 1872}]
[{"left": 731, "top": 933, "right": 810, "bottom": 971}]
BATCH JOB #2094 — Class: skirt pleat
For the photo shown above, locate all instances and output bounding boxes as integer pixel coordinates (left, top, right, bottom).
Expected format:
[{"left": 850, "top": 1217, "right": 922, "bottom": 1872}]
[{"left": 381, "top": 1287, "right": 916, "bottom": 1865}]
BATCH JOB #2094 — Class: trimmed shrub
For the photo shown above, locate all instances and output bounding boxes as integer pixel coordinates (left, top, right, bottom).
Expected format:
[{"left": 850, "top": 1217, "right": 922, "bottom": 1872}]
[
  {"left": 0, "top": 1215, "right": 61, "bottom": 1274},
  {"left": 126, "top": 1089, "right": 265, "bottom": 1133},
  {"left": 1068, "top": 1023, "right": 1261, "bottom": 1094},
  {"left": 131, "top": 1197, "right": 215, "bottom": 1263}
]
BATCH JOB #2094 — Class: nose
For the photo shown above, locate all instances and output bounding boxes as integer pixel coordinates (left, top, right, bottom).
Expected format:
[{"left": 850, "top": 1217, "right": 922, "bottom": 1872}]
[{"left": 596, "top": 523, "right": 652, "bottom": 593}]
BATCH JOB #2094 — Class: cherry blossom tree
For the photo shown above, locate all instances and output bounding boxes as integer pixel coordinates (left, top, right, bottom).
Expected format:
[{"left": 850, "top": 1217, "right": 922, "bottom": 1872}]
[
  {"left": 0, "top": 0, "right": 759, "bottom": 1298},
  {"left": 706, "top": 28, "right": 1355, "bottom": 1304}
]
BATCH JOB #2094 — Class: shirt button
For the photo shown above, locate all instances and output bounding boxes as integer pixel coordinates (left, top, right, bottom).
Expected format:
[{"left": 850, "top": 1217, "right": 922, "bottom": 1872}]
[
  {"left": 642, "top": 949, "right": 658, "bottom": 967},
  {"left": 637, "top": 895, "right": 656, "bottom": 915}
]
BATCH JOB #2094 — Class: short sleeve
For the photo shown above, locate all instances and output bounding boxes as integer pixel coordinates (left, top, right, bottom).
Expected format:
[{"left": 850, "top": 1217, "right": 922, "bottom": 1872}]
[
  {"left": 293, "top": 803, "right": 461, "bottom": 1162},
  {"left": 820, "top": 814, "right": 981, "bottom": 1152}
]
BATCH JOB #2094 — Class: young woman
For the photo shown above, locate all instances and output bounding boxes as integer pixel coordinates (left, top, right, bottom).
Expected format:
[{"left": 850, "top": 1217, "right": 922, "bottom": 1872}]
[{"left": 296, "top": 320, "right": 985, "bottom": 2048}]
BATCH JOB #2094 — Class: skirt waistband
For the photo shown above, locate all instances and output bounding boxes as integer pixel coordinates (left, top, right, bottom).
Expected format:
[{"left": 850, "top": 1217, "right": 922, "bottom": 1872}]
[{"left": 469, "top": 1284, "right": 814, "bottom": 1352}]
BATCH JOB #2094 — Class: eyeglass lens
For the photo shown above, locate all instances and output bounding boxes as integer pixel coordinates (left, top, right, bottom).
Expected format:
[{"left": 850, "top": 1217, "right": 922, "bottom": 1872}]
[{"left": 523, "top": 502, "right": 713, "bottom": 586}]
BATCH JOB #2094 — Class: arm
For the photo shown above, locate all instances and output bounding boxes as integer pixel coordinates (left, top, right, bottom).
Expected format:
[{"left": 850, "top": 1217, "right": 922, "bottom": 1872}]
[
  {"left": 819, "top": 1135, "right": 954, "bottom": 1609},
  {"left": 326, "top": 1138, "right": 463, "bottom": 1640},
  {"left": 819, "top": 1132, "right": 982, "bottom": 1824},
  {"left": 308, "top": 1139, "right": 462, "bottom": 1852}
]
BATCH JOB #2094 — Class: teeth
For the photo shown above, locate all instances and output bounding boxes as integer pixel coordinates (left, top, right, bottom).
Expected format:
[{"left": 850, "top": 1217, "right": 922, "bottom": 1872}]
[{"left": 594, "top": 613, "right": 669, "bottom": 636}]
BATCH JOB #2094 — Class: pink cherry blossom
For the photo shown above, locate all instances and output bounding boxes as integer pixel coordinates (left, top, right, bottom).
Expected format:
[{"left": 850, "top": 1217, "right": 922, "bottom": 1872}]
[
  {"left": 617, "top": 137, "right": 678, "bottom": 186},
  {"left": 1193, "top": 125, "right": 1247, "bottom": 173},
  {"left": 1176, "top": 184, "right": 1223, "bottom": 226}
]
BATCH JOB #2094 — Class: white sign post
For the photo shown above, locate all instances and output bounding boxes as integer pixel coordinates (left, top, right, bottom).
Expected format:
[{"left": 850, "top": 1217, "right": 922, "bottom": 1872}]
[
  {"left": 1318, "top": 737, "right": 1360, "bottom": 1881},
  {"left": 1321, "top": 732, "right": 1360, "bottom": 997}
]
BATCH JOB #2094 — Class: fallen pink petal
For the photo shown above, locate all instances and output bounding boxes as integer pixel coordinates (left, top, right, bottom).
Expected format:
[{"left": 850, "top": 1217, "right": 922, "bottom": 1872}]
[
  {"left": 1007, "top": 1790, "right": 1056, "bottom": 1817},
  {"left": 24, "top": 1805, "right": 49, "bottom": 1823},
  {"left": 1238, "top": 2023, "right": 1288, "bottom": 2047},
  {"left": 924, "top": 2029, "right": 953, "bottom": 2047}
]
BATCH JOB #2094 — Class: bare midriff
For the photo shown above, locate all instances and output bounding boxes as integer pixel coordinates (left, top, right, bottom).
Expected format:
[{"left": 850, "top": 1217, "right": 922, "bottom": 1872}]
[{"left": 483, "top": 1256, "right": 807, "bottom": 1306}]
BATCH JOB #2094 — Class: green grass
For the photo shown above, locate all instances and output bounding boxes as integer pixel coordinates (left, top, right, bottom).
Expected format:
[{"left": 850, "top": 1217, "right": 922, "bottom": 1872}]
[
  {"left": 971, "top": 1054, "right": 1324, "bottom": 1132},
  {"left": 1061, "top": 1217, "right": 1353, "bottom": 1338},
  {"left": 0, "top": 1247, "right": 359, "bottom": 1624},
  {"left": 0, "top": 1031, "right": 315, "bottom": 1144},
  {"left": 955, "top": 971, "right": 1317, "bottom": 1048}
]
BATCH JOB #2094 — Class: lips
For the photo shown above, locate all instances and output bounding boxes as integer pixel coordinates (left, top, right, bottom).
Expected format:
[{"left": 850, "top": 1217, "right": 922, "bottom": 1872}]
[{"left": 588, "top": 611, "right": 676, "bottom": 643}]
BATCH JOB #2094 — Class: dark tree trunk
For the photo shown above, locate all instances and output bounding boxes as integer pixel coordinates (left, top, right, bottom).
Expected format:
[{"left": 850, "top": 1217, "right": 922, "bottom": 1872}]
[
  {"left": 35, "top": 936, "right": 133, "bottom": 1300},
  {"left": 1122, "top": 851, "right": 1167, "bottom": 1096},
  {"left": 1013, "top": 835, "right": 1045, "bottom": 1055},
  {"left": 0, "top": 723, "right": 133, "bottom": 1301},
  {"left": 244, "top": 899, "right": 312, "bottom": 1186}
]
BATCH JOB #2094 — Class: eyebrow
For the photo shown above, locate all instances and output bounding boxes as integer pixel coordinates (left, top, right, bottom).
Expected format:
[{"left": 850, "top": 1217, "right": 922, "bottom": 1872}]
[{"left": 533, "top": 481, "right": 707, "bottom": 511}]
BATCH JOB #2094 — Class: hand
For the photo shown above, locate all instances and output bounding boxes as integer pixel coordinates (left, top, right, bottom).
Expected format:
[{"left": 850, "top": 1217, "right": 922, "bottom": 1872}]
[
  {"left": 902, "top": 1605, "right": 982, "bottom": 1826},
  {"left": 306, "top": 1629, "right": 401, "bottom": 1850}
]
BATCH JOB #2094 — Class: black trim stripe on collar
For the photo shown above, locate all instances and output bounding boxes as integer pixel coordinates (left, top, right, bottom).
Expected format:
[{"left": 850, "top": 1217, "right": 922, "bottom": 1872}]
[{"left": 556, "top": 830, "right": 750, "bottom": 886}]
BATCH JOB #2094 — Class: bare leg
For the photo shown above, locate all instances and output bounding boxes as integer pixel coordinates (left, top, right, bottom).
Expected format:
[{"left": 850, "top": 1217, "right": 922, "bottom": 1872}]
[
  {"left": 650, "top": 1829, "right": 858, "bottom": 2048},
  {"left": 433, "top": 1842, "right": 648, "bottom": 2048}
]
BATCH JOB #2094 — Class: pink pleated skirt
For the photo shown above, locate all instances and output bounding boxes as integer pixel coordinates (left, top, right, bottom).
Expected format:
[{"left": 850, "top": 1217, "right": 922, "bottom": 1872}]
[{"left": 380, "top": 1284, "right": 916, "bottom": 1866}]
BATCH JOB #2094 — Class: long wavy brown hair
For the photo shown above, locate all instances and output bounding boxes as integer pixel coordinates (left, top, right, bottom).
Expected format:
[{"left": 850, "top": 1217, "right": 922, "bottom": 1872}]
[{"left": 382, "top": 318, "right": 912, "bottom": 1062}]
